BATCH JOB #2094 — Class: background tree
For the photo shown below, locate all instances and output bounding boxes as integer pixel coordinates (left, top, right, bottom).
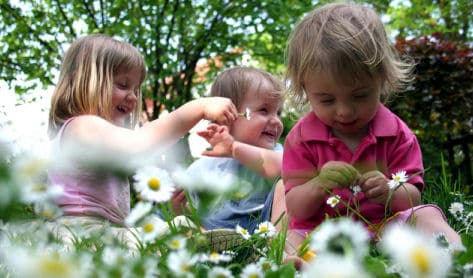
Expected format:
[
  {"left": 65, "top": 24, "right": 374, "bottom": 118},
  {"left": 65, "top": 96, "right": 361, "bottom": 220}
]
[
  {"left": 0, "top": 0, "right": 312, "bottom": 120},
  {"left": 386, "top": 0, "right": 473, "bottom": 42}
]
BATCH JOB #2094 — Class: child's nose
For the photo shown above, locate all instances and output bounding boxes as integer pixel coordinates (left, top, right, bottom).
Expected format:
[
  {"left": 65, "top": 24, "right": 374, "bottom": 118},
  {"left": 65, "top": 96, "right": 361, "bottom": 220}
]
[
  {"left": 125, "top": 91, "right": 138, "bottom": 102},
  {"left": 270, "top": 115, "right": 283, "bottom": 132},
  {"left": 336, "top": 103, "right": 355, "bottom": 119}
]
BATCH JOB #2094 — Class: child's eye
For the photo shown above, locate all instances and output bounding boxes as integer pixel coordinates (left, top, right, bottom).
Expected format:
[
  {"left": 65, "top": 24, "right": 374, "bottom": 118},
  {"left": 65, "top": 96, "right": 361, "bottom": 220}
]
[
  {"left": 320, "top": 99, "right": 334, "bottom": 104},
  {"left": 354, "top": 94, "right": 367, "bottom": 99},
  {"left": 115, "top": 82, "right": 128, "bottom": 89},
  {"left": 259, "top": 108, "right": 268, "bottom": 114}
]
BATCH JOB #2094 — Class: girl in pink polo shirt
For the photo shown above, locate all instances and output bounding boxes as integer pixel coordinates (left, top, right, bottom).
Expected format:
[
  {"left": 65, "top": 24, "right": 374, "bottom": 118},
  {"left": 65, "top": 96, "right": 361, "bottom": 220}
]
[
  {"left": 47, "top": 34, "right": 239, "bottom": 246},
  {"left": 282, "top": 3, "right": 461, "bottom": 254}
]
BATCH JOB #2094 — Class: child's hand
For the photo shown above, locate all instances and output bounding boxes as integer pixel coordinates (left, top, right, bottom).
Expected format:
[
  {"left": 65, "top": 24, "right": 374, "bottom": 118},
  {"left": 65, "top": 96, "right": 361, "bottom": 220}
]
[
  {"left": 171, "top": 187, "right": 188, "bottom": 215},
  {"left": 359, "top": 170, "right": 390, "bottom": 205},
  {"left": 315, "top": 161, "right": 360, "bottom": 189},
  {"left": 200, "top": 97, "right": 238, "bottom": 126},
  {"left": 198, "top": 124, "right": 234, "bottom": 157}
]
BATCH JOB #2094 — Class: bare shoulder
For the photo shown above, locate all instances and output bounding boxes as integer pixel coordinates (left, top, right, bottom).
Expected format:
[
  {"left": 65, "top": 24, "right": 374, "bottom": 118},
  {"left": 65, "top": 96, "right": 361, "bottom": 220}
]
[{"left": 62, "top": 115, "right": 114, "bottom": 142}]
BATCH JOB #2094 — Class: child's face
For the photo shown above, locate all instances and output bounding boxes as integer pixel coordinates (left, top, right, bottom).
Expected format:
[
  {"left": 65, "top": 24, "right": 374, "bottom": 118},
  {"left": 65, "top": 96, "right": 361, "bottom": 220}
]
[
  {"left": 303, "top": 71, "right": 381, "bottom": 139},
  {"left": 230, "top": 79, "right": 283, "bottom": 149},
  {"left": 111, "top": 67, "right": 142, "bottom": 127}
]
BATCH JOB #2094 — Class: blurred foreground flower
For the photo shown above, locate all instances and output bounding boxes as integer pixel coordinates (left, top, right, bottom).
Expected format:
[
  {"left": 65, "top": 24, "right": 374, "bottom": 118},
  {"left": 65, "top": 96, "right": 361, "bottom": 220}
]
[
  {"left": 302, "top": 253, "right": 371, "bottom": 278},
  {"left": 173, "top": 168, "right": 237, "bottom": 194},
  {"left": 381, "top": 224, "right": 452, "bottom": 278},
  {"left": 0, "top": 241, "right": 92, "bottom": 278},
  {"left": 309, "top": 217, "right": 369, "bottom": 261}
]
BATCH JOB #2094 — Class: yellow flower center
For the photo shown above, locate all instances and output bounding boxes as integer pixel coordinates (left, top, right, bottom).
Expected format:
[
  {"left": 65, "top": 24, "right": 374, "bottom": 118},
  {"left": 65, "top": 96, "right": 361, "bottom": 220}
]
[
  {"left": 148, "top": 178, "right": 160, "bottom": 191},
  {"left": 261, "top": 261, "right": 271, "bottom": 271},
  {"left": 42, "top": 210, "right": 54, "bottom": 219},
  {"left": 39, "top": 258, "right": 71, "bottom": 276},
  {"left": 32, "top": 183, "right": 48, "bottom": 192},
  {"left": 394, "top": 176, "right": 401, "bottom": 182},
  {"left": 143, "top": 223, "right": 155, "bottom": 233},
  {"left": 23, "top": 160, "right": 46, "bottom": 176},
  {"left": 170, "top": 240, "right": 180, "bottom": 249},
  {"left": 260, "top": 225, "right": 268, "bottom": 232},
  {"left": 411, "top": 247, "right": 430, "bottom": 275},
  {"left": 210, "top": 252, "right": 219, "bottom": 260},
  {"left": 301, "top": 250, "right": 316, "bottom": 262},
  {"left": 181, "top": 263, "right": 191, "bottom": 272},
  {"left": 249, "top": 274, "right": 259, "bottom": 278},
  {"left": 241, "top": 228, "right": 248, "bottom": 235}
]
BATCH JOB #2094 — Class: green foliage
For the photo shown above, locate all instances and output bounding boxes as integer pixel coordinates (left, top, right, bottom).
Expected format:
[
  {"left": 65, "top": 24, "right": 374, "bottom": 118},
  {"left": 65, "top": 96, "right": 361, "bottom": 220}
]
[
  {"left": 389, "top": 34, "right": 473, "bottom": 179},
  {"left": 385, "top": 0, "right": 473, "bottom": 42},
  {"left": 0, "top": 0, "right": 311, "bottom": 120}
]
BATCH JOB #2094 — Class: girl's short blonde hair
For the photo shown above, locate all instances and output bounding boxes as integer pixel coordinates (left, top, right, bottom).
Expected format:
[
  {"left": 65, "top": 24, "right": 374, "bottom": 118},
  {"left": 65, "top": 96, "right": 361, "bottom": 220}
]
[
  {"left": 285, "top": 3, "right": 414, "bottom": 105},
  {"left": 48, "top": 34, "right": 146, "bottom": 138},
  {"left": 210, "top": 66, "right": 284, "bottom": 109}
]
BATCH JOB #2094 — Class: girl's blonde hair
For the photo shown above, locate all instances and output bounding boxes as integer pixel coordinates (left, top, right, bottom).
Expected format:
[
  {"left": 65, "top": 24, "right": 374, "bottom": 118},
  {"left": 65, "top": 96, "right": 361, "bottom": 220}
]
[
  {"left": 210, "top": 66, "right": 284, "bottom": 109},
  {"left": 285, "top": 3, "right": 414, "bottom": 105},
  {"left": 48, "top": 34, "right": 146, "bottom": 138}
]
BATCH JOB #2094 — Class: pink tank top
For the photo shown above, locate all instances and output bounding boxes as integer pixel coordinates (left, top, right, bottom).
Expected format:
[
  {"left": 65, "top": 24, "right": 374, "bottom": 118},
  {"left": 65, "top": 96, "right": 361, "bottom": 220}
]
[{"left": 48, "top": 118, "right": 130, "bottom": 225}]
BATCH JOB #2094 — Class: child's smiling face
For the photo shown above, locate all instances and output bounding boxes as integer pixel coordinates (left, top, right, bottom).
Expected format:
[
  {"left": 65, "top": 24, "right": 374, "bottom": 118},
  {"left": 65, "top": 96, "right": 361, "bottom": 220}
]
[
  {"left": 230, "top": 79, "right": 283, "bottom": 150},
  {"left": 111, "top": 67, "right": 142, "bottom": 127}
]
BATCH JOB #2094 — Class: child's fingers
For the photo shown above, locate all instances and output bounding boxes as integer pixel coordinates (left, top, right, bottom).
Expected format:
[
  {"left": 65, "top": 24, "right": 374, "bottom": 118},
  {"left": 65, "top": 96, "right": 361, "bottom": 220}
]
[
  {"left": 321, "top": 162, "right": 360, "bottom": 186},
  {"left": 318, "top": 169, "right": 348, "bottom": 188},
  {"left": 359, "top": 170, "right": 385, "bottom": 185}
]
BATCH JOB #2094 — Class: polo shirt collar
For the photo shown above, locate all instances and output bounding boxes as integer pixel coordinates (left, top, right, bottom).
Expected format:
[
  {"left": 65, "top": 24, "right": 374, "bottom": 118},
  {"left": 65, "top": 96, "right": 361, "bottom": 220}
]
[{"left": 300, "top": 104, "right": 398, "bottom": 142}]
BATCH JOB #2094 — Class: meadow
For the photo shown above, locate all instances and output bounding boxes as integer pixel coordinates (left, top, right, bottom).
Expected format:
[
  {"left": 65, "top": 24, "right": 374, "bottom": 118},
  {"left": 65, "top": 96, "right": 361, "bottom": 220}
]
[{"left": 0, "top": 133, "right": 472, "bottom": 278}]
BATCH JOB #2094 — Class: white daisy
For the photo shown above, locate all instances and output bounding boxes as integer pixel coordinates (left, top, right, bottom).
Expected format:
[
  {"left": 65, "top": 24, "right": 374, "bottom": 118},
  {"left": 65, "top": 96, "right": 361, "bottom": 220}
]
[
  {"left": 173, "top": 168, "right": 237, "bottom": 194},
  {"left": 0, "top": 244, "right": 91, "bottom": 278},
  {"left": 241, "top": 108, "right": 251, "bottom": 120},
  {"left": 125, "top": 201, "right": 153, "bottom": 226},
  {"left": 34, "top": 201, "right": 63, "bottom": 220},
  {"left": 240, "top": 263, "right": 264, "bottom": 278},
  {"left": 139, "top": 215, "right": 167, "bottom": 243},
  {"left": 302, "top": 253, "right": 371, "bottom": 278},
  {"left": 21, "top": 183, "right": 63, "bottom": 204},
  {"left": 167, "top": 235, "right": 187, "bottom": 250},
  {"left": 326, "top": 195, "right": 340, "bottom": 208},
  {"left": 167, "top": 249, "right": 197, "bottom": 278},
  {"left": 101, "top": 246, "right": 133, "bottom": 266},
  {"left": 257, "top": 257, "right": 277, "bottom": 272},
  {"left": 448, "top": 202, "right": 464, "bottom": 220},
  {"left": 388, "top": 170, "right": 409, "bottom": 189},
  {"left": 310, "top": 218, "right": 370, "bottom": 261},
  {"left": 235, "top": 224, "right": 251, "bottom": 240},
  {"left": 133, "top": 166, "right": 175, "bottom": 203},
  {"left": 254, "top": 221, "right": 277, "bottom": 238},
  {"left": 208, "top": 266, "right": 234, "bottom": 278},
  {"left": 350, "top": 184, "right": 362, "bottom": 196},
  {"left": 381, "top": 224, "right": 452, "bottom": 278},
  {"left": 463, "top": 263, "right": 473, "bottom": 277},
  {"left": 200, "top": 251, "right": 233, "bottom": 264}
]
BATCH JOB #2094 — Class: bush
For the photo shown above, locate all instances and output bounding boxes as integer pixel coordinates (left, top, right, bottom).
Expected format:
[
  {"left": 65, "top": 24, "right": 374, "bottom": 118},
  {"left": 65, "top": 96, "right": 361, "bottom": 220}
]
[{"left": 390, "top": 34, "right": 473, "bottom": 184}]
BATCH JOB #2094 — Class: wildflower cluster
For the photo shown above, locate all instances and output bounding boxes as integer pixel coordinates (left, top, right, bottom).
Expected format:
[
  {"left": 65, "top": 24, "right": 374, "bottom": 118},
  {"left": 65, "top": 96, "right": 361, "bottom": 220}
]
[
  {"left": 448, "top": 193, "right": 473, "bottom": 234},
  {"left": 1, "top": 124, "right": 473, "bottom": 277}
]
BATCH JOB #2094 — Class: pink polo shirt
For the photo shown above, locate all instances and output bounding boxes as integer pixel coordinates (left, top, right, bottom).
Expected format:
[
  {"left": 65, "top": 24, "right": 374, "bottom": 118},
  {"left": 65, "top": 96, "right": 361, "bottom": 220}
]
[{"left": 282, "top": 104, "right": 424, "bottom": 230}]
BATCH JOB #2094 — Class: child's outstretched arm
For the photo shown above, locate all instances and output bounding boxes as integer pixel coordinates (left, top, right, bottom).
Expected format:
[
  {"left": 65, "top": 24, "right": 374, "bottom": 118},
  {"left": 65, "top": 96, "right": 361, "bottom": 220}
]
[
  {"left": 61, "top": 97, "right": 238, "bottom": 159},
  {"left": 198, "top": 124, "right": 282, "bottom": 178}
]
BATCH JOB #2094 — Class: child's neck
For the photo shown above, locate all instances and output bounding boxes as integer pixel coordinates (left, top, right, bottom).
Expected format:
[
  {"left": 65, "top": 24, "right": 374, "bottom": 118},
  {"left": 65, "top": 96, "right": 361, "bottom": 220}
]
[{"left": 332, "top": 126, "right": 368, "bottom": 153}]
